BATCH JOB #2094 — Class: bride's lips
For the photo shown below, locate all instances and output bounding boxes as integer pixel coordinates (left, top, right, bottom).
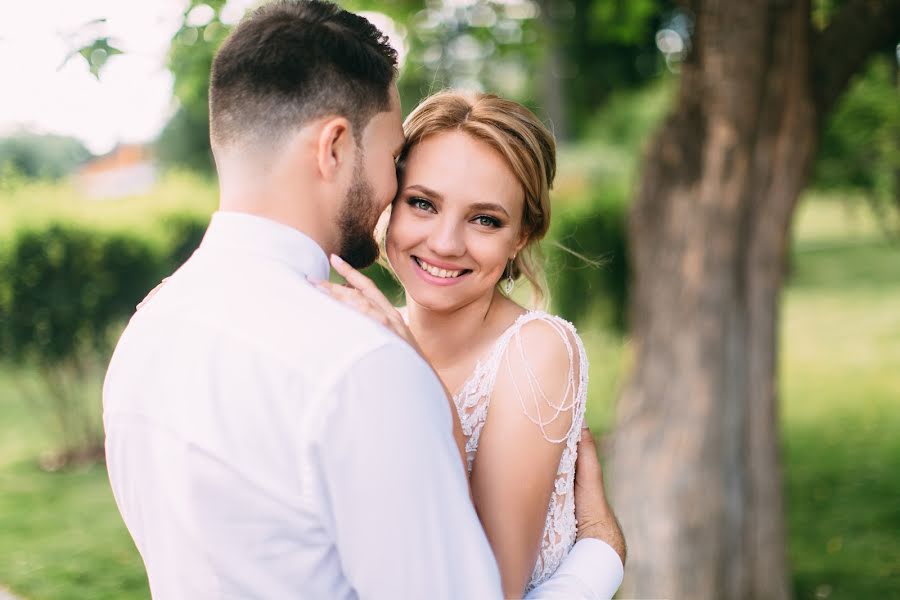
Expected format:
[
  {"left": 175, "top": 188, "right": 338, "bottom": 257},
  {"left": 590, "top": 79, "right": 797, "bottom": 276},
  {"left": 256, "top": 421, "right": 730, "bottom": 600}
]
[{"left": 410, "top": 256, "right": 471, "bottom": 286}]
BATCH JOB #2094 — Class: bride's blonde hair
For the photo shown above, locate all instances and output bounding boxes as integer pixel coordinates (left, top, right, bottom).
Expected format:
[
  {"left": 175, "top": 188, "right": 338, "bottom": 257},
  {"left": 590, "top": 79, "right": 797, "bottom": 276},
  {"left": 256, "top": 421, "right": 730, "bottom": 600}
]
[{"left": 392, "top": 90, "right": 556, "bottom": 308}]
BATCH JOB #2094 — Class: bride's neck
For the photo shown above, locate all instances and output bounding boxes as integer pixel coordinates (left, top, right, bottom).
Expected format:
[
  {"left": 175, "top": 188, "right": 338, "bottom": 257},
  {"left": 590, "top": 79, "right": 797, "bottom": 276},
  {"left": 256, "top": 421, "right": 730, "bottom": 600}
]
[{"left": 406, "top": 290, "right": 504, "bottom": 370}]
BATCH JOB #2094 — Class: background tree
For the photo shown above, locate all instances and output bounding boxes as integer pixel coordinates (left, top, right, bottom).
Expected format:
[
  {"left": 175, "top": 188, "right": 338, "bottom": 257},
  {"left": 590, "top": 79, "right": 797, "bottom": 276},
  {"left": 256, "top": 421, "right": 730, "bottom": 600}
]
[
  {"left": 609, "top": 1, "right": 900, "bottom": 599},
  {"left": 153, "top": 0, "right": 668, "bottom": 169},
  {"left": 535, "top": 0, "right": 672, "bottom": 140},
  {"left": 0, "top": 133, "right": 91, "bottom": 180},
  {"left": 812, "top": 53, "right": 900, "bottom": 234}
]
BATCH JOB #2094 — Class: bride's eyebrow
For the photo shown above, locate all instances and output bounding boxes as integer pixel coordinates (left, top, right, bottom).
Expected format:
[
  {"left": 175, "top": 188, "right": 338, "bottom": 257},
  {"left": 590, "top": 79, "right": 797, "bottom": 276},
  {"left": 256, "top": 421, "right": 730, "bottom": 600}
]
[
  {"left": 403, "top": 184, "right": 443, "bottom": 200},
  {"left": 469, "top": 202, "right": 509, "bottom": 218}
]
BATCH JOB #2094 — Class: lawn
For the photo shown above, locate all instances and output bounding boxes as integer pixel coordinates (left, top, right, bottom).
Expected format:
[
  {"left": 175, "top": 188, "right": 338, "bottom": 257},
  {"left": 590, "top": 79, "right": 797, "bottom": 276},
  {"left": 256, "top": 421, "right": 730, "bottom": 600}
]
[
  {"left": 780, "top": 198, "right": 900, "bottom": 600},
  {"left": 0, "top": 195, "right": 897, "bottom": 599}
]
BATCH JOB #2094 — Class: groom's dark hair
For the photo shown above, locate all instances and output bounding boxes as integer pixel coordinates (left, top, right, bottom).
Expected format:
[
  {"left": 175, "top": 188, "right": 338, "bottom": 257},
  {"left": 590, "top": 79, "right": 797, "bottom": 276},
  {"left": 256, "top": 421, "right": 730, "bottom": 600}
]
[{"left": 209, "top": 0, "right": 398, "bottom": 150}]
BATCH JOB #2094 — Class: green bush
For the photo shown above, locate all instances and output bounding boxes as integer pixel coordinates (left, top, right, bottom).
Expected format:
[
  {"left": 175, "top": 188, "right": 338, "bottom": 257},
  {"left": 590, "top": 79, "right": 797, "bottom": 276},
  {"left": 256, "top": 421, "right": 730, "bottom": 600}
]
[
  {"left": 0, "top": 225, "right": 166, "bottom": 363},
  {"left": 813, "top": 54, "right": 900, "bottom": 220},
  {"left": 0, "top": 219, "right": 207, "bottom": 464},
  {"left": 548, "top": 184, "right": 630, "bottom": 330},
  {"left": 0, "top": 133, "right": 91, "bottom": 181}
]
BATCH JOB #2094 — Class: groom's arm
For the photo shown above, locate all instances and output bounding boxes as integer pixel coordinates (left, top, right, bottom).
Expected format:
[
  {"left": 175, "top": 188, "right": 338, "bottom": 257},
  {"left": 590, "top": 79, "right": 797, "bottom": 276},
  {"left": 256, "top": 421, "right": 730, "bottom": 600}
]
[
  {"left": 525, "top": 539, "right": 624, "bottom": 599},
  {"left": 308, "top": 340, "right": 505, "bottom": 599},
  {"left": 310, "top": 338, "right": 624, "bottom": 599},
  {"left": 527, "top": 427, "right": 626, "bottom": 599}
]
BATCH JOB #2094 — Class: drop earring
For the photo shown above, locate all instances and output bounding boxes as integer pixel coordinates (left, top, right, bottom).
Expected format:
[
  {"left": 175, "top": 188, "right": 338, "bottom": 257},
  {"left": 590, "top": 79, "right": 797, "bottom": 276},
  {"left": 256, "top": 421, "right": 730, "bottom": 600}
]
[{"left": 503, "top": 259, "right": 515, "bottom": 295}]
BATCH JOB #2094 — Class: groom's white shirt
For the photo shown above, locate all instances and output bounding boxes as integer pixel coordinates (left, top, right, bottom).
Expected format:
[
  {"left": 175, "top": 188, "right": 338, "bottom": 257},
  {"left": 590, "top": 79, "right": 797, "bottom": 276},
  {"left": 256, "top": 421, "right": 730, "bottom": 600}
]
[{"left": 104, "top": 211, "right": 623, "bottom": 599}]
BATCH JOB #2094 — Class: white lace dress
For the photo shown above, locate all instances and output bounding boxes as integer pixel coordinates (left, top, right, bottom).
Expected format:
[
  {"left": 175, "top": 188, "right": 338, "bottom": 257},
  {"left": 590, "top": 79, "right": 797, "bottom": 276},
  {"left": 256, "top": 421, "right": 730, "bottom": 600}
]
[{"left": 453, "top": 311, "right": 589, "bottom": 592}]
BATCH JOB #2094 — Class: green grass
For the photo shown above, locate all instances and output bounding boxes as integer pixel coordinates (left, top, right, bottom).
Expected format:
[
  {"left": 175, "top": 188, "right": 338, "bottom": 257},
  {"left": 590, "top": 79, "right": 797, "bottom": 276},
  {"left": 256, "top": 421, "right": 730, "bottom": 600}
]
[
  {"left": 0, "top": 368, "right": 150, "bottom": 599},
  {"left": 0, "top": 192, "right": 898, "bottom": 599},
  {"left": 0, "top": 463, "right": 149, "bottom": 600},
  {"left": 780, "top": 196, "right": 900, "bottom": 600}
]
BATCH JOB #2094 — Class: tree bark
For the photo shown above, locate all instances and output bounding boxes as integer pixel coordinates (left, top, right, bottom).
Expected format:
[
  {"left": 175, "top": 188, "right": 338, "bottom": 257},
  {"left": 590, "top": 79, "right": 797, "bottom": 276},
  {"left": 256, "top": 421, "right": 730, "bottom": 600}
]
[{"left": 609, "top": 1, "right": 900, "bottom": 599}]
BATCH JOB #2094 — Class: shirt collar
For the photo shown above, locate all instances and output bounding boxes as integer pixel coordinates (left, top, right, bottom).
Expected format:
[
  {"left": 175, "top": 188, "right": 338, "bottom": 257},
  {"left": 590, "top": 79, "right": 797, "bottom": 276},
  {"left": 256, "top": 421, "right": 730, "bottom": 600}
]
[{"left": 199, "top": 211, "right": 330, "bottom": 281}]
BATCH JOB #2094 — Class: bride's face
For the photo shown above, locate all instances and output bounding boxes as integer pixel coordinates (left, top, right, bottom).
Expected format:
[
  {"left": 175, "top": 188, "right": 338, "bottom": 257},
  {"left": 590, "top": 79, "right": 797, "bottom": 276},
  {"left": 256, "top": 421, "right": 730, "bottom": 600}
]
[{"left": 385, "top": 130, "right": 526, "bottom": 312}]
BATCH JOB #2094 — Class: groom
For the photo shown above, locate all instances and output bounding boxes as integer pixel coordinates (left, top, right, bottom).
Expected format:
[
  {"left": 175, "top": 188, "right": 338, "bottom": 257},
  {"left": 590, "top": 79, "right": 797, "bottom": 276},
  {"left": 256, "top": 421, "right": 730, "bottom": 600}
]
[{"left": 103, "top": 1, "right": 625, "bottom": 598}]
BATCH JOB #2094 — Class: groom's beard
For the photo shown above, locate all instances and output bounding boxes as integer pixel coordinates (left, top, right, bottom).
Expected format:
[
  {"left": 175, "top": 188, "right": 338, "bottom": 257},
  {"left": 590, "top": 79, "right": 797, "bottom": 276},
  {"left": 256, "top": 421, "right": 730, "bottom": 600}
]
[{"left": 336, "top": 170, "right": 381, "bottom": 270}]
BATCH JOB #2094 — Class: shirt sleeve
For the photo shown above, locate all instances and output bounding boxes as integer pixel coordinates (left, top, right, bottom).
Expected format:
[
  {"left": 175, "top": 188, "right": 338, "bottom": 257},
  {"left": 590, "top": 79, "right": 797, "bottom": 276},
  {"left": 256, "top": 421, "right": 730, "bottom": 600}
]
[
  {"left": 525, "top": 539, "right": 624, "bottom": 600},
  {"left": 309, "top": 340, "right": 504, "bottom": 599}
]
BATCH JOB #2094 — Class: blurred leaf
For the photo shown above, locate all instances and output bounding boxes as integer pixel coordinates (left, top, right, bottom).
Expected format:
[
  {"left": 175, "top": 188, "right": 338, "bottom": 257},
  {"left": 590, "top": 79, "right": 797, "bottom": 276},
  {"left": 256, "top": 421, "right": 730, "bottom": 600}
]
[{"left": 63, "top": 36, "right": 124, "bottom": 79}]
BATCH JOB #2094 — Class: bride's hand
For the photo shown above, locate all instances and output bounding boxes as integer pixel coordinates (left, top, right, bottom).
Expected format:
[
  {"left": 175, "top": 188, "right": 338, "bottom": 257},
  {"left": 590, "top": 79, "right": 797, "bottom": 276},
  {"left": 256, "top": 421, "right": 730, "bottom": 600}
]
[
  {"left": 312, "top": 254, "right": 421, "bottom": 354},
  {"left": 316, "top": 254, "right": 470, "bottom": 476}
]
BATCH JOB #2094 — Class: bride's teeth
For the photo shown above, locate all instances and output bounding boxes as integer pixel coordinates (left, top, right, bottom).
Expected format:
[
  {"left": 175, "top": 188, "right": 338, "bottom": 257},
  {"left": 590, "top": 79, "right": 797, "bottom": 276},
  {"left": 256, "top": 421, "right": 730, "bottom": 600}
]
[{"left": 416, "top": 258, "right": 462, "bottom": 279}]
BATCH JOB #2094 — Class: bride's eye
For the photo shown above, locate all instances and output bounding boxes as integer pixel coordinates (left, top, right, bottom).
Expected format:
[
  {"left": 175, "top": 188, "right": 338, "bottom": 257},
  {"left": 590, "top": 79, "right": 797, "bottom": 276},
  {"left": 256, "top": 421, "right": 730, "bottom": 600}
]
[
  {"left": 408, "top": 197, "right": 435, "bottom": 212},
  {"left": 473, "top": 215, "right": 501, "bottom": 228}
]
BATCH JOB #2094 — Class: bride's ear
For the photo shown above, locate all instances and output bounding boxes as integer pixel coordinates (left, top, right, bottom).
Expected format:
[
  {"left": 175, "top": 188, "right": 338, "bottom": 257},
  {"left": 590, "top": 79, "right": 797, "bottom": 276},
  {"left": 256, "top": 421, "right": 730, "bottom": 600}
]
[
  {"left": 512, "top": 230, "right": 529, "bottom": 257},
  {"left": 316, "top": 116, "right": 354, "bottom": 182}
]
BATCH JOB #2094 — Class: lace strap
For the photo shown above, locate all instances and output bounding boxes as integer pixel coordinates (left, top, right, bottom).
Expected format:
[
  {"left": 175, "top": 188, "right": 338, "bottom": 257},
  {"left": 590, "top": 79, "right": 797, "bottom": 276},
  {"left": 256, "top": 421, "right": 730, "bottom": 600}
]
[{"left": 482, "top": 312, "right": 588, "bottom": 444}]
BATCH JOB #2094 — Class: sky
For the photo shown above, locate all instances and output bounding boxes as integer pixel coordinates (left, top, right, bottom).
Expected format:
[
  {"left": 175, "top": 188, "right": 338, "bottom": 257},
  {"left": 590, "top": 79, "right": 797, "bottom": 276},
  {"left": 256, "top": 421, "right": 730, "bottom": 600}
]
[
  {"left": 0, "top": 0, "right": 479, "bottom": 157},
  {"left": 0, "top": 0, "right": 259, "bottom": 155}
]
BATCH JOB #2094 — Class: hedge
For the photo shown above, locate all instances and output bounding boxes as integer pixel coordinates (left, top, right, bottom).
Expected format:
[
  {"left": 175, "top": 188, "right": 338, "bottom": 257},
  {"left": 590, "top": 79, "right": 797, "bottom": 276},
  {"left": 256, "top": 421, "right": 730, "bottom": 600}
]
[{"left": 0, "top": 199, "right": 629, "bottom": 366}]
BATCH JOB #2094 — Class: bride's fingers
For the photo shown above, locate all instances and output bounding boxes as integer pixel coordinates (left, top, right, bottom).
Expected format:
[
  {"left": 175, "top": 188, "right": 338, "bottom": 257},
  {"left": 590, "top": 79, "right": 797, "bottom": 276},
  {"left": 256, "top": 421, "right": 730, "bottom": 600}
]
[
  {"left": 312, "top": 279, "right": 390, "bottom": 324},
  {"left": 329, "top": 255, "right": 396, "bottom": 315},
  {"left": 321, "top": 286, "right": 390, "bottom": 326}
]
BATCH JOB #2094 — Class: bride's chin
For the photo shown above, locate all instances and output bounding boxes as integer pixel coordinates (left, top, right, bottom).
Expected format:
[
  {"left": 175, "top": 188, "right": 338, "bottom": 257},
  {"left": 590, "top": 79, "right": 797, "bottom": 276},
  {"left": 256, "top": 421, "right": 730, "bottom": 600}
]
[
  {"left": 408, "top": 293, "right": 458, "bottom": 313},
  {"left": 408, "top": 284, "right": 497, "bottom": 315}
]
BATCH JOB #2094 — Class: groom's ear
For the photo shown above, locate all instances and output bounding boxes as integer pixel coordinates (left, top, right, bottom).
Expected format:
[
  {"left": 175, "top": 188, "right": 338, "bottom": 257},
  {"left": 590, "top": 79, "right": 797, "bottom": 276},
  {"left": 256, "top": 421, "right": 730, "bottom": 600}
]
[{"left": 316, "top": 116, "right": 354, "bottom": 182}]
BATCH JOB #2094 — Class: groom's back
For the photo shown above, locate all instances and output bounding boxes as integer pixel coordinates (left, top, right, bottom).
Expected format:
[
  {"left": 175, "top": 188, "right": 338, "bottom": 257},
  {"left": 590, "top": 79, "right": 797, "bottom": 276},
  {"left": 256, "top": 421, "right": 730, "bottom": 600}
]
[{"left": 103, "top": 215, "right": 413, "bottom": 598}]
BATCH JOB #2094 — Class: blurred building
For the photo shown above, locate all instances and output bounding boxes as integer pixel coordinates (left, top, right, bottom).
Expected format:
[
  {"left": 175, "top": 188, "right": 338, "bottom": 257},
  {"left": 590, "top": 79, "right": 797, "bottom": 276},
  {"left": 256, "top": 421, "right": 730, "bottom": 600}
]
[{"left": 76, "top": 144, "right": 157, "bottom": 199}]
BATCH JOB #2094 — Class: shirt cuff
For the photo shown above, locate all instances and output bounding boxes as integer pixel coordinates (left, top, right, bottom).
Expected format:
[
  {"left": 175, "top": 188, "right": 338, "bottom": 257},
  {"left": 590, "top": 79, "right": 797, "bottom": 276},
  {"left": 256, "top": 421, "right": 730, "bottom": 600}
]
[{"left": 527, "top": 538, "right": 624, "bottom": 600}]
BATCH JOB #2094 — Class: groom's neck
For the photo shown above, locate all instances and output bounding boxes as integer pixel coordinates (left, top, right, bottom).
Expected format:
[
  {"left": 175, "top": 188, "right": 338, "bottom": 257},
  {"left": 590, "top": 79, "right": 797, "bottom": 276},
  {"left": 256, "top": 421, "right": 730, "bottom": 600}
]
[{"left": 216, "top": 159, "right": 338, "bottom": 257}]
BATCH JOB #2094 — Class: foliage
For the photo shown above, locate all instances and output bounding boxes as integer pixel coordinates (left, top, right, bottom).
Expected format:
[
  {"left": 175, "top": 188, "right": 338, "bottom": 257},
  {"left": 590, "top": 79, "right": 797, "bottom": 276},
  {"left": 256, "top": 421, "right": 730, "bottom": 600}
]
[
  {"left": 0, "top": 173, "right": 218, "bottom": 463},
  {"left": 0, "top": 226, "right": 162, "bottom": 363},
  {"left": 544, "top": 78, "right": 673, "bottom": 330},
  {"left": 0, "top": 223, "right": 182, "bottom": 463},
  {"left": 148, "top": 0, "right": 671, "bottom": 171},
  {"left": 155, "top": 2, "right": 230, "bottom": 174},
  {"left": 582, "top": 73, "right": 674, "bottom": 152},
  {"left": 0, "top": 133, "right": 91, "bottom": 180},
  {"left": 60, "top": 18, "right": 125, "bottom": 79},
  {"left": 548, "top": 183, "right": 629, "bottom": 330},
  {"left": 812, "top": 54, "right": 900, "bottom": 230},
  {"left": 545, "top": 0, "right": 673, "bottom": 133},
  {"left": 74, "top": 36, "right": 124, "bottom": 79}
]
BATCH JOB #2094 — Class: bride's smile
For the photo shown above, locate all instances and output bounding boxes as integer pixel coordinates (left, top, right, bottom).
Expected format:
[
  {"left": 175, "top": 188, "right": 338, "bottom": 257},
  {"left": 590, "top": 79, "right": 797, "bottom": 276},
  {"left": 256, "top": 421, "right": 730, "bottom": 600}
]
[{"left": 386, "top": 130, "right": 526, "bottom": 312}]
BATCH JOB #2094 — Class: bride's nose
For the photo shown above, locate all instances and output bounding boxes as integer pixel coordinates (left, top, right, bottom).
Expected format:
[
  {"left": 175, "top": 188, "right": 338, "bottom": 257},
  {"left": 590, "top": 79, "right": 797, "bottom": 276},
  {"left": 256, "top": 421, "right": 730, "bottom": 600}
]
[{"left": 426, "top": 216, "right": 465, "bottom": 258}]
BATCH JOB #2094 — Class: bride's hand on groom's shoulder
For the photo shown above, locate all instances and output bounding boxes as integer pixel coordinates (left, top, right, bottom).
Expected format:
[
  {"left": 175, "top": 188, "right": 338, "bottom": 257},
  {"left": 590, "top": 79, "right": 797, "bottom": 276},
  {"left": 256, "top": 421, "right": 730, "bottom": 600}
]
[
  {"left": 312, "top": 254, "right": 422, "bottom": 355},
  {"left": 314, "top": 255, "right": 468, "bottom": 470}
]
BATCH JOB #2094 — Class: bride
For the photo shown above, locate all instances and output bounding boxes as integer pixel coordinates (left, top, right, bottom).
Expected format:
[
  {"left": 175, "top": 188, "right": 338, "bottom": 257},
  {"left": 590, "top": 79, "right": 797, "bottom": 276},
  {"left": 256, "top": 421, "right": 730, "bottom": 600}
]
[{"left": 316, "top": 90, "right": 591, "bottom": 598}]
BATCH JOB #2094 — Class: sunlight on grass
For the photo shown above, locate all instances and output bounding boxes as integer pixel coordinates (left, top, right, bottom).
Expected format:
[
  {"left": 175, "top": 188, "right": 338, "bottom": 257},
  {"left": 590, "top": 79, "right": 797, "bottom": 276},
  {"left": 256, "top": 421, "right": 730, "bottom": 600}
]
[{"left": 782, "top": 196, "right": 900, "bottom": 599}]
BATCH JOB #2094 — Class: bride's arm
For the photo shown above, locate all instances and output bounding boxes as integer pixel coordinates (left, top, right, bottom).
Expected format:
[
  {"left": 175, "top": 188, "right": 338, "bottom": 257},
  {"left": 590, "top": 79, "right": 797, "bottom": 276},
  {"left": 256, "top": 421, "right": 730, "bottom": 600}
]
[{"left": 472, "top": 318, "right": 581, "bottom": 598}]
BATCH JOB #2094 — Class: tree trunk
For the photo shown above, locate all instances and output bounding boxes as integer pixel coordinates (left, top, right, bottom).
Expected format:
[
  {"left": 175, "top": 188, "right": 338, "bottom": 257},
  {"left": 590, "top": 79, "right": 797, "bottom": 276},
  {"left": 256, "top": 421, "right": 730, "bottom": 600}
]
[{"left": 604, "top": 0, "right": 900, "bottom": 598}]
